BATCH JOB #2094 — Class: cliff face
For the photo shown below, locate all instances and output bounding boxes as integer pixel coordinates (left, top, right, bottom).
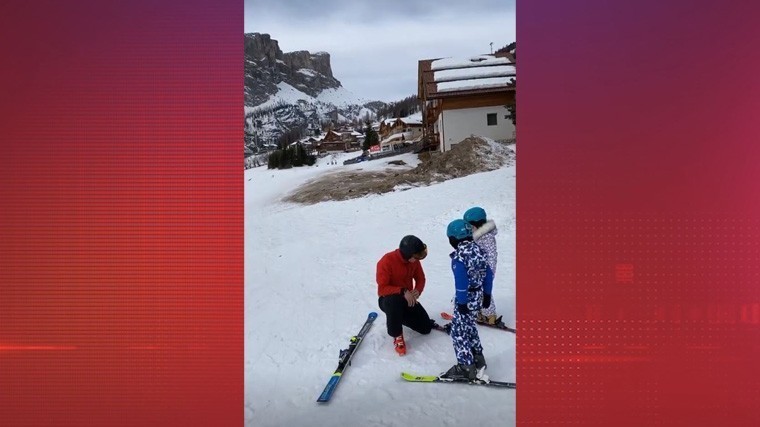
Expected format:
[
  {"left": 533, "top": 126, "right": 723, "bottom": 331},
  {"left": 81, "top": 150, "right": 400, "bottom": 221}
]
[
  {"left": 244, "top": 33, "right": 342, "bottom": 107},
  {"left": 244, "top": 33, "right": 386, "bottom": 151}
]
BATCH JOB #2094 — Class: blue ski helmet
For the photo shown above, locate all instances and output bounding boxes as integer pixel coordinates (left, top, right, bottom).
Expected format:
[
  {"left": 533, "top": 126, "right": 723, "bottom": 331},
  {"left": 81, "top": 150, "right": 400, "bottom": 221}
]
[
  {"left": 446, "top": 219, "right": 473, "bottom": 240},
  {"left": 463, "top": 207, "right": 487, "bottom": 223}
]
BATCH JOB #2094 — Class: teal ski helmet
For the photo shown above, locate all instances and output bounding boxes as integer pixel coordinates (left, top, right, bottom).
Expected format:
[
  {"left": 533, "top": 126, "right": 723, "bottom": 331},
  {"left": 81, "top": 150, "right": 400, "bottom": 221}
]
[
  {"left": 463, "top": 207, "right": 487, "bottom": 224},
  {"left": 446, "top": 219, "right": 473, "bottom": 240}
]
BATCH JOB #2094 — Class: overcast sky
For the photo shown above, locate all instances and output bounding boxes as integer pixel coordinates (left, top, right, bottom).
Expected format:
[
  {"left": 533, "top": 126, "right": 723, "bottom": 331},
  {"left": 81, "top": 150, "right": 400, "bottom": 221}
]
[{"left": 244, "top": 0, "right": 516, "bottom": 103}]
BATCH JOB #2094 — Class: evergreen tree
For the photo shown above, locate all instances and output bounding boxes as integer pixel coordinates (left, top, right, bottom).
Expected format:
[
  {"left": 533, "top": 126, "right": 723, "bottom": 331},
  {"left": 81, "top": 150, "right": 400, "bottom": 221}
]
[
  {"left": 267, "top": 142, "right": 315, "bottom": 169},
  {"left": 506, "top": 102, "right": 516, "bottom": 126},
  {"left": 363, "top": 122, "right": 379, "bottom": 151},
  {"left": 267, "top": 150, "right": 281, "bottom": 169}
]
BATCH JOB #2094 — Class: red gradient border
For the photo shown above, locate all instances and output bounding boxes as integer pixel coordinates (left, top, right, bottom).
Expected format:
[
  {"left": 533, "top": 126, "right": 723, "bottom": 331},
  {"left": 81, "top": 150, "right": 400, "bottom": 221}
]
[
  {"left": 518, "top": 1, "right": 760, "bottom": 425},
  {"left": 0, "top": 1, "right": 242, "bottom": 425}
]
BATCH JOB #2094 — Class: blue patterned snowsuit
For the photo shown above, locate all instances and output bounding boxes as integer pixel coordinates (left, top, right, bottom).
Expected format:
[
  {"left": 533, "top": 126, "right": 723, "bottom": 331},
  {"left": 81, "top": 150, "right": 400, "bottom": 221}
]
[{"left": 449, "top": 240, "right": 494, "bottom": 366}]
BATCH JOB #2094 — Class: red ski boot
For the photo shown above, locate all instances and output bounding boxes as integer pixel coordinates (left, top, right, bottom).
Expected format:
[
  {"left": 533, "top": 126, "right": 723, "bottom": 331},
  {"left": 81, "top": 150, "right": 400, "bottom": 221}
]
[{"left": 394, "top": 335, "right": 406, "bottom": 356}]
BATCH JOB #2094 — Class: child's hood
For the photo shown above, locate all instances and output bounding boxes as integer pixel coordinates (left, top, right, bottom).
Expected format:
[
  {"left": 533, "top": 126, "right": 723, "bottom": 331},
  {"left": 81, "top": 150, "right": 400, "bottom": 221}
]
[{"left": 473, "top": 219, "right": 497, "bottom": 240}]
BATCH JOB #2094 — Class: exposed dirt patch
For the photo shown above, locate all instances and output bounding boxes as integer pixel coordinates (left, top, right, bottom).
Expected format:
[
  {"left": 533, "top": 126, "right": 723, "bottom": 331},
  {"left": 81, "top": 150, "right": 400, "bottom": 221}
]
[{"left": 284, "top": 137, "right": 515, "bottom": 205}]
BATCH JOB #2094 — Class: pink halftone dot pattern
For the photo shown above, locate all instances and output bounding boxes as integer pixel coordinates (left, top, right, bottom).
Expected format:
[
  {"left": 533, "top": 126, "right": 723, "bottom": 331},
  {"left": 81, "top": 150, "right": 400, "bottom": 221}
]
[
  {"left": 518, "top": 1, "right": 760, "bottom": 425},
  {"left": 1, "top": 0, "right": 242, "bottom": 425}
]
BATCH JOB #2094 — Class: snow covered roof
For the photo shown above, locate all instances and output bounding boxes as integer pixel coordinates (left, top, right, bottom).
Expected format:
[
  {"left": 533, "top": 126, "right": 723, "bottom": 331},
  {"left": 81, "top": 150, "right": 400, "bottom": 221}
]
[
  {"left": 434, "top": 65, "right": 515, "bottom": 83},
  {"left": 379, "top": 112, "right": 423, "bottom": 128},
  {"left": 397, "top": 117, "right": 422, "bottom": 125},
  {"left": 292, "top": 136, "right": 318, "bottom": 145},
  {"left": 438, "top": 76, "right": 516, "bottom": 93},
  {"left": 431, "top": 55, "right": 510, "bottom": 71},
  {"left": 419, "top": 53, "right": 516, "bottom": 99},
  {"left": 398, "top": 111, "right": 423, "bottom": 125},
  {"left": 380, "top": 131, "right": 413, "bottom": 144}
]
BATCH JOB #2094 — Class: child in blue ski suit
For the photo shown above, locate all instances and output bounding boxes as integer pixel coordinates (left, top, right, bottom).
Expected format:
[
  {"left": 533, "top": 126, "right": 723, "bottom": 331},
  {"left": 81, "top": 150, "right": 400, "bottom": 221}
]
[{"left": 441, "top": 219, "right": 494, "bottom": 381}]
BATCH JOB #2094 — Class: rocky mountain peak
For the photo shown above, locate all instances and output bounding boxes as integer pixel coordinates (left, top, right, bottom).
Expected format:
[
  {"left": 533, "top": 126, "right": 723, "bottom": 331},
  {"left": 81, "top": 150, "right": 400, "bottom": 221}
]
[{"left": 244, "top": 33, "right": 342, "bottom": 106}]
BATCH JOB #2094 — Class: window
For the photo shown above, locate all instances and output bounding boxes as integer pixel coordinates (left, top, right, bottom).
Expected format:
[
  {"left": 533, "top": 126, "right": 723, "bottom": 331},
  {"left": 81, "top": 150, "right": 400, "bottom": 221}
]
[{"left": 487, "top": 113, "right": 497, "bottom": 126}]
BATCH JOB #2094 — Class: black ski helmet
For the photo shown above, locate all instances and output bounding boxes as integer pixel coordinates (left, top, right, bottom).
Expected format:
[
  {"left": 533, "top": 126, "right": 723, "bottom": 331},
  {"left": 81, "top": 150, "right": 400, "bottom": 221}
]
[{"left": 399, "top": 235, "right": 426, "bottom": 260}]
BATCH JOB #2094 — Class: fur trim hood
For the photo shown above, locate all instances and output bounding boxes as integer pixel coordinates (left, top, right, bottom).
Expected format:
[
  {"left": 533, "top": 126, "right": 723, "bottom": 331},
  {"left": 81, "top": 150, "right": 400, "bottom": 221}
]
[{"left": 473, "top": 219, "right": 497, "bottom": 240}]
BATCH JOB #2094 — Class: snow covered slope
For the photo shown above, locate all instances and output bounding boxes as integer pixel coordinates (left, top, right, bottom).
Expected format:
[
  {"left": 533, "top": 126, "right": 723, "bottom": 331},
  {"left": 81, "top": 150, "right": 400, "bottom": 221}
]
[
  {"left": 244, "top": 83, "right": 378, "bottom": 148},
  {"left": 244, "top": 152, "right": 516, "bottom": 426},
  {"left": 246, "top": 83, "right": 369, "bottom": 115}
]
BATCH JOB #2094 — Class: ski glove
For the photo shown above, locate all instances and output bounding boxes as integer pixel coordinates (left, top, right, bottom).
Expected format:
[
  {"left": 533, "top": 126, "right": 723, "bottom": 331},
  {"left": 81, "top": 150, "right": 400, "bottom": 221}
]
[
  {"left": 456, "top": 303, "right": 470, "bottom": 314},
  {"left": 482, "top": 294, "right": 492, "bottom": 309}
]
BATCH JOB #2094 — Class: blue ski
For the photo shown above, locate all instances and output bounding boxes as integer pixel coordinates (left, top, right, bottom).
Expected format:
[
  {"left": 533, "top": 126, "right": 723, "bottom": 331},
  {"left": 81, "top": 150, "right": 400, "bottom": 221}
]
[{"left": 317, "top": 312, "right": 377, "bottom": 403}]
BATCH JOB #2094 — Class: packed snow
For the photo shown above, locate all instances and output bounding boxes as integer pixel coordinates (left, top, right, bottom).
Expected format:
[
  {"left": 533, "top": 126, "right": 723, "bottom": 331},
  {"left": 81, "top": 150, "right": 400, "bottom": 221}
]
[{"left": 245, "top": 148, "right": 516, "bottom": 426}]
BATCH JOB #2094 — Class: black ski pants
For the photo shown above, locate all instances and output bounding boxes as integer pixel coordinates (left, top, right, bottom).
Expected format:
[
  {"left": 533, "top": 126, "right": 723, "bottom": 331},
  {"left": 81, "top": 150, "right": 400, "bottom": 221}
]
[{"left": 378, "top": 293, "right": 433, "bottom": 338}]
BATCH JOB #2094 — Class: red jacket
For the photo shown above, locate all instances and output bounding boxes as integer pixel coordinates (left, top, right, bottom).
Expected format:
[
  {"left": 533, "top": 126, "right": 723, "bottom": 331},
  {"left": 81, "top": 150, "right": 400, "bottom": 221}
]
[{"left": 376, "top": 249, "right": 426, "bottom": 297}]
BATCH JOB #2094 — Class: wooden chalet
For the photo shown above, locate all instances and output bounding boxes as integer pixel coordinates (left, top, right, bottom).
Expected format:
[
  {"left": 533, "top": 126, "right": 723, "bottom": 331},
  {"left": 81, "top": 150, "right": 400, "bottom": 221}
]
[{"left": 418, "top": 50, "right": 516, "bottom": 152}]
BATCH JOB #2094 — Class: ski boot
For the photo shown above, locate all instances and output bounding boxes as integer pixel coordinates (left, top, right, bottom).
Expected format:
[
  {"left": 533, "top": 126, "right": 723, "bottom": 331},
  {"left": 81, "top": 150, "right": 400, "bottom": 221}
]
[
  {"left": 440, "top": 363, "right": 477, "bottom": 381},
  {"left": 473, "top": 349, "right": 487, "bottom": 371},
  {"left": 393, "top": 335, "right": 406, "bottom": 356},
  {"left": 472, "top": 349, "right": 488, "bottom": 380},
  {"left": 477, "top": 312, "right": 500, "bottom": 326},
  {"left": 429, "top": 319, "right": 450, "bottom": 335},
  {"left": 442, "top": 323, "right": 452, "bottom": 335}
]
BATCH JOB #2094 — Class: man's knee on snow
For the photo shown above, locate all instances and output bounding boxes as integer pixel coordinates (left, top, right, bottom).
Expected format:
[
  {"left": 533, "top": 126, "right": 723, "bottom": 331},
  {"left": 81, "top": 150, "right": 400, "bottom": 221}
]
[{"left": 418, "top": 319, "right": 434, "bottom": 335}]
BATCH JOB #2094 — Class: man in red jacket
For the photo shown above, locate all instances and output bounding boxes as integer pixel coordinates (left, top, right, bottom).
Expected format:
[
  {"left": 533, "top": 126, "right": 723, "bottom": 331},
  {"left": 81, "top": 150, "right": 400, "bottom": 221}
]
[{"left": 376, "top": 235, "right": 435, "bottom": 356}]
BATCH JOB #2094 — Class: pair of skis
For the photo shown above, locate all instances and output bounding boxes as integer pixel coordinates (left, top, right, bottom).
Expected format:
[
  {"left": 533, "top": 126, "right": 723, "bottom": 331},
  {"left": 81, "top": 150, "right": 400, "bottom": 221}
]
[
  {"left": 317, "top": 312, "right": 515, "bottom": 403},
  {"left": 419, "top": 312, "right": 515, "bottom": 389},
  {"left": 316, "top": 312, "right": 378, "bottom": 402}
]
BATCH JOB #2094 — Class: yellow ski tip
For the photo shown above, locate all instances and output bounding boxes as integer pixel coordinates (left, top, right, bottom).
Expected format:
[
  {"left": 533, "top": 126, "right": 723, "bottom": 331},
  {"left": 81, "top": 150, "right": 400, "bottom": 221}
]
[{"left": 401, "top": 372, "right": 438, "bottom": 382}]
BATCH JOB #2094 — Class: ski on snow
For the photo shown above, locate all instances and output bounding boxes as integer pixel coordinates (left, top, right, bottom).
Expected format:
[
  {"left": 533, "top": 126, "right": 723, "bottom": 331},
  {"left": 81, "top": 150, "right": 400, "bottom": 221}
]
[
  {"left": 440, "top": 311, "right": 516, "bottom": 333},
  {"left": 401, "top": 372, "right": 515, "bottom": 389},
  {"left": 316, "top": 312, "right": 377, "bottom": 403}
]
